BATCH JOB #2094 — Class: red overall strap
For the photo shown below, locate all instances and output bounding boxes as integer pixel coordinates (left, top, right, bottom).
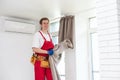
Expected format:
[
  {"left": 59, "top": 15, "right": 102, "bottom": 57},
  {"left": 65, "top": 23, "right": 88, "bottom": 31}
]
[
  {"left": 39, "top": 31, "right": 46, "bottom": 41},
  {"left": 48, "top": 32, "right": 52, "bottom": 41},
  {"left": 39, "top": 31, "right": 52, "bottom": 41}
]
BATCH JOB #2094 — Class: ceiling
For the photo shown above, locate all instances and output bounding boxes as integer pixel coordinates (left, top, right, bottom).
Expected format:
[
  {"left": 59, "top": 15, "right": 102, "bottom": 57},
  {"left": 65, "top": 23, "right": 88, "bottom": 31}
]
[{"left": 0, "top": 0, "right": 95, "bottom": 20}]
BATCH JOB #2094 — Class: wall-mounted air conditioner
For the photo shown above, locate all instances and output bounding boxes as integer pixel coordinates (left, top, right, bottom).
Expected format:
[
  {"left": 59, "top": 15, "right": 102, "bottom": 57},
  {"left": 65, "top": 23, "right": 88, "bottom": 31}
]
[{"left": 4, "top": 20, "right": 36, "bottom": 34}]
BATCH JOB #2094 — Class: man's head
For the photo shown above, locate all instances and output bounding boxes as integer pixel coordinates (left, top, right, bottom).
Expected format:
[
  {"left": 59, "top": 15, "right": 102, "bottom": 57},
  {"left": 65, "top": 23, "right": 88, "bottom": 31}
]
[{"left": 39, "top": 17, "right": 49, "bottom": 30}]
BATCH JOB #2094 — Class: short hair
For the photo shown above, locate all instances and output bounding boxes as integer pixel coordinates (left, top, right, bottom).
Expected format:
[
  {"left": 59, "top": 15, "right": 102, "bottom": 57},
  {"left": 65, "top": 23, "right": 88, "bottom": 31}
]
[{"left": 39, "top": 17, "right": 49, "bottom": 24}]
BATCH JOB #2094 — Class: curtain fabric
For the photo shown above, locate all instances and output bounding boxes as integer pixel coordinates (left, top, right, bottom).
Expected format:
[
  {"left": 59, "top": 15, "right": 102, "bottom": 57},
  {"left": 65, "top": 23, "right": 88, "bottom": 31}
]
[
  {"left": 49, "top": 15, "right": 74, "bottom": 80},
  {"left": 49, "top": 39, "right": 73, "bottom": 80},
  {"left": 58, "top": 16, "right": 74, "bottom": 48}
]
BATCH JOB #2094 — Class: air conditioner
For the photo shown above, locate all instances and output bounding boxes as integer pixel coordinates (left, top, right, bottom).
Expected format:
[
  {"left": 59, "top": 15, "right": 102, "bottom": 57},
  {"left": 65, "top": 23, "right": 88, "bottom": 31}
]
[{"left": 4, "top": 20, "right": 36, "bottom": 34}]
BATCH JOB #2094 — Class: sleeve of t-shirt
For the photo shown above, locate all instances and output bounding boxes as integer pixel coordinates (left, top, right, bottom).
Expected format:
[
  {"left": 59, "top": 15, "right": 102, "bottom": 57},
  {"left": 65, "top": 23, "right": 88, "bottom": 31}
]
[
  {"left": 32, "top": 32, "right": 40, "bottom": 48},
  {"left": 32, "top": 32, "right": 44, "bottom": 48}
]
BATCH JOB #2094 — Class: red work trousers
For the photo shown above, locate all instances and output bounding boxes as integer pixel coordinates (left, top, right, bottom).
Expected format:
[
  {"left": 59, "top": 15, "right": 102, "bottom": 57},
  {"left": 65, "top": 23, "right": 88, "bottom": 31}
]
[{"left": 34, "top": 60, "right": 53, "bottom": 80}]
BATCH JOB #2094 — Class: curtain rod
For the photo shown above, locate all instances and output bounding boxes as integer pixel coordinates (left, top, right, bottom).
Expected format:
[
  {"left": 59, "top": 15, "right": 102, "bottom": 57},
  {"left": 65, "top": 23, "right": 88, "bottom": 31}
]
[
  {"left": 50, "top": 15, "right": 74, "bottom": 22},
  {"left": 50, "top": 16, "right": 61, "bottom": 21},
  {"left": 50, "top": 7, "right": 95, "bottom": 21},
  {"left": 50, "top": 7, "right": 95, "bottom": 22}
]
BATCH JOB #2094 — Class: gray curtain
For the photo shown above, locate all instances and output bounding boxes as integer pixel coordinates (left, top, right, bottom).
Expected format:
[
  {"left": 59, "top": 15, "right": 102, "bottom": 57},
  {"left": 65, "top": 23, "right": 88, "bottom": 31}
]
[
  {"left": 58, "top": 16, "right": 74, "bottom": 48},
  {"left": 49, "top": 16, "right": 74, "bottom": 80}
]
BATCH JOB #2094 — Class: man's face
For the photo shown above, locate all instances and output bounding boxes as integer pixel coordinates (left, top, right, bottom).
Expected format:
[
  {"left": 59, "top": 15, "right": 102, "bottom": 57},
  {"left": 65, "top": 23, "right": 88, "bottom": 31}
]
[{"left": 41, "top": 20, "right": 49, "bottom": 30}]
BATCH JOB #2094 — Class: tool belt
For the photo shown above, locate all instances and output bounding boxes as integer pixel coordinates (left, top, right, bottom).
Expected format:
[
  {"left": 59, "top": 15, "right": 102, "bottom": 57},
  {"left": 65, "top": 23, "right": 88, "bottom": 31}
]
[{"left": 30, "top": 54, "right": 50, "bottom": 68}]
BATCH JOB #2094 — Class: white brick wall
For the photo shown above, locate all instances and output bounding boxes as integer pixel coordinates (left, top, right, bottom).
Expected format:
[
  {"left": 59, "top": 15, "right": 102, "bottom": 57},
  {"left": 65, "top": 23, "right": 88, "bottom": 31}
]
[{"left": 97, "top": 0, "right": 120, "bottom": 80}]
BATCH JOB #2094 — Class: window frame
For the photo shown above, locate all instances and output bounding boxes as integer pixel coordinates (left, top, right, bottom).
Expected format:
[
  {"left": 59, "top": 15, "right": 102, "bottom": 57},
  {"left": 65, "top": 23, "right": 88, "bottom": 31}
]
[{"left": 88, "top": 17, "right": 100, "bottom": 80}]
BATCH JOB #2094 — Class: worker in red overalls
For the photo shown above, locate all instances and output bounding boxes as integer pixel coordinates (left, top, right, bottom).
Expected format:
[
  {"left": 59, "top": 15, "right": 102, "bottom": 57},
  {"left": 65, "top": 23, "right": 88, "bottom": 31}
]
[{"left": 32, "top": 17, "right": 54, "bottom": 80}]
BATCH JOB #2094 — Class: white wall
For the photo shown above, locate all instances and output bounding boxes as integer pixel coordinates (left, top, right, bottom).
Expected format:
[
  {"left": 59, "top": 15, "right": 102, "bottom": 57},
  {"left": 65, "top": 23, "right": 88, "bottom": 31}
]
[
  {"left": 65, "top": 49, "right": 76, "bottom": 80},
  {"left": 97, "top": 0, "right": 120, "bottom": 80},
  {"left": 0, "top": 18, "right": 34, "bottom": 80},
  {"left": 75, "top": 8, "right": 96, "bottom": 80}
]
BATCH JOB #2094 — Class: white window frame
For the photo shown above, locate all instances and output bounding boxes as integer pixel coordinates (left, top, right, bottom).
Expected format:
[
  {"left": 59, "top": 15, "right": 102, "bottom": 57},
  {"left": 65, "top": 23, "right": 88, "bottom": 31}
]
[{"left": 88, "top": 17, "right": 99, "bottom": 80}]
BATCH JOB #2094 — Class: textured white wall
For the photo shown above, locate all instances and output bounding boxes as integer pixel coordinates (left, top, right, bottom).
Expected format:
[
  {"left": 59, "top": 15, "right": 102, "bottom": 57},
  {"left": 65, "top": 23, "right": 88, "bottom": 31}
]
[{"left": 96, "top": 0, "right": 120, "bottom": 80}]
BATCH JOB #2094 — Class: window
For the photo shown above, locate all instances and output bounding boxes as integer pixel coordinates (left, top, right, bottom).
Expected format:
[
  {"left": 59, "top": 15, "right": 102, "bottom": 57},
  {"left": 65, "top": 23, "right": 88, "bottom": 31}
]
[
  {"left": 50, "top": 21, "right": 65, "bottom": 80},
  {"left": 50, "top": 22, "right": 59, "bottom": 44},
  {"left": 89, "top": 17, "right": 100, "bottom": 80}
]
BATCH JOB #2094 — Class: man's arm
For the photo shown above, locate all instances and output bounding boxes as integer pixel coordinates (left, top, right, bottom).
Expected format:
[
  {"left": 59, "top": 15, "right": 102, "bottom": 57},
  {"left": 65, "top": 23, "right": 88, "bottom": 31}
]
[{"left": 32, "top": 47, "right": 48, "bottom": 54}]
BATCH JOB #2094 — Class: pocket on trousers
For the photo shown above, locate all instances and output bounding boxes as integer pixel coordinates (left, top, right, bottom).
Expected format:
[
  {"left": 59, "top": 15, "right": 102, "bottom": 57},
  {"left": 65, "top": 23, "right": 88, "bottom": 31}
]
[{"left": 40, "top": 60, "right": 49, "bottom": 68}]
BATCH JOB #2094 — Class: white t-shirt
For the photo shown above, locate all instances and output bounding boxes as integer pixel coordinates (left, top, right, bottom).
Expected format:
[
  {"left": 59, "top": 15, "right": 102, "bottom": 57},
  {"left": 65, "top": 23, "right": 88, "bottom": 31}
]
[{"left": 32, "top": 31, "right": 52, "bottom": 48}]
